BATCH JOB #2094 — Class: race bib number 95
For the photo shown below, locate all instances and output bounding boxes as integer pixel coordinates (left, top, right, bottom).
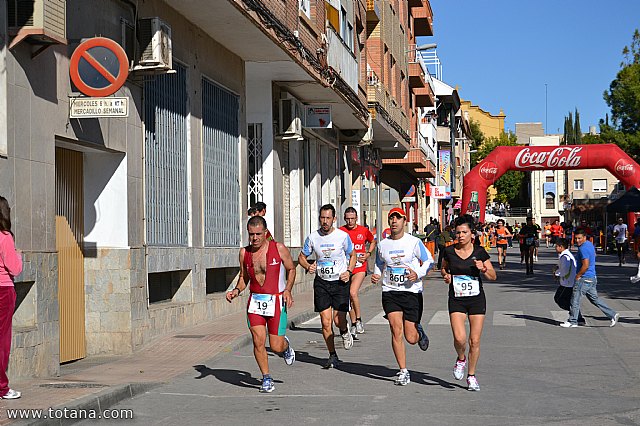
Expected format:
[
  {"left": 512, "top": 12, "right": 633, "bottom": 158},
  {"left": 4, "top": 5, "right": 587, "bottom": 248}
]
[
  {"left": 452, "top": 275, "right": 480, "bottom": 298},
  {"left": 248, "top": 293, "right": 276, "bottom": 316}
]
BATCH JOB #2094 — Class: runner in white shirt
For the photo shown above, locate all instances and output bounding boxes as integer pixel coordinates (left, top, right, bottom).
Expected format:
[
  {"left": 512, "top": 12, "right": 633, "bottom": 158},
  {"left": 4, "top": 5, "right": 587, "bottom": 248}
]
[
  {"left": 613, "top": 217, "right": 628, "bottom": 266},
  {"left": 298, "top": 204, "right": 357, "bottom": 369},
  {"left": 371, "top": 207, "right": 434, "bottom": 386}
]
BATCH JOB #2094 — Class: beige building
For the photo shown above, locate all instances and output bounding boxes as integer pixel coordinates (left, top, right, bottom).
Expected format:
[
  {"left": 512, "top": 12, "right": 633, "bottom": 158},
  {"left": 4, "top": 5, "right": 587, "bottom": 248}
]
[{"left": 460, "top": 100, "right": 505, "bottom": 139}]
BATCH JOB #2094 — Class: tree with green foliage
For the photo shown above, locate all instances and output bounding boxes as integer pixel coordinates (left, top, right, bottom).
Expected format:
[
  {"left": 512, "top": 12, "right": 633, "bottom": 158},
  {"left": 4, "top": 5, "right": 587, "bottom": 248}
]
[
  {"left": 581, "top": 30, "right": 640, "bottom": 159},
  {"left": 563, "top": 112, "right": 574, "bottom": 145},
  {"left": 473, "top": 132, "right": 525, "bottom": 204},
  {"left": 603, "top": 29, "right": 640, "bottom": 134},
  {"left": 469, "top": 119, "right": 485, "bottom": 168},
  {"left": 562, "top": 108, "right": 582, "bottom": 145},
  {"left": 574, "top": 109, "right": 582, "bottom": 144}
]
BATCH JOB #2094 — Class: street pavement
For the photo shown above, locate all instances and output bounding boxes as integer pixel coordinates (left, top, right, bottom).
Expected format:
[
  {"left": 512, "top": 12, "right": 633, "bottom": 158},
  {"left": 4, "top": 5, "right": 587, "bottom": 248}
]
[{"left": 79, "top": 245, "right": 640, "bottom": 425}]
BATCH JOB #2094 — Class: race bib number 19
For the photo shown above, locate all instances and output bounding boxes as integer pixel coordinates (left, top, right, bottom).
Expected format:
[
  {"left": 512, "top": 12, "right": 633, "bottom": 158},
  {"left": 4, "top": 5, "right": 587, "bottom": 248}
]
[
  {"left": 318, "top": 260, "right": 339, "bottom": 280},
  {"left": 248, "top": 293, "right": 276, "bottom": 316},
  {"left": 452, "top": 275, "right": 480, "bottom": 297}
]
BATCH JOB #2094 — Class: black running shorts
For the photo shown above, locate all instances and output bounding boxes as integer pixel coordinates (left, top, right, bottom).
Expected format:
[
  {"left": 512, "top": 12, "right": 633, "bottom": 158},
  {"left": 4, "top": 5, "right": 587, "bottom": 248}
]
[
  {"left": 381, "top": 291, "right": 423, "bottom": 323},
  {"left": 313, "top": 277, "right": 350, "bottom": 313},
  {"left": 448, "top": 291, "right": 486, "bottom": 316}
]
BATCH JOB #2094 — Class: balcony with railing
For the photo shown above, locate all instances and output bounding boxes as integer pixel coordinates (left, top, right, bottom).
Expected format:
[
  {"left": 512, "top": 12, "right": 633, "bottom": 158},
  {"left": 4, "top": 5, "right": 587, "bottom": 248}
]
[
  {"left": 410, "top": 0, "right": 434, "bottom": 36},
  {"left": 326, "top": 26, "right": 358, "bottom": 93},
  {"left": 367, "top": 65, "right": 409, "bottom": 134},
  {"left": 367, "top": 0, "right": 381, "bottom": 22}
]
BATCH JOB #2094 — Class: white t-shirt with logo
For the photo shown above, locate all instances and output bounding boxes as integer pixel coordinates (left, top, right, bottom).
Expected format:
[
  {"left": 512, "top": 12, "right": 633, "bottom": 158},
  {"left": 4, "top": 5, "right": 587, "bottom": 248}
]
[
  {"left": 302, "top": 228, "right": 353, "bottom": 281},
  {"left": 374, "top": 233, "right": 434, "bottom": 293},
  {"left": 614, "top": 223, "right": 628, "bottom": 243}
]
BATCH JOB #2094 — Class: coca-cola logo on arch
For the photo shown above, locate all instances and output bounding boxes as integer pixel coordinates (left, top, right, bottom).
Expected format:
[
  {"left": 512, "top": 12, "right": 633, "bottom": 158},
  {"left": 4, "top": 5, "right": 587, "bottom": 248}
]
[
  {"left": 614, "top": 158, "right": 635, "bottom": 177},
  {"left": 514, "top": 147, "right": 583, "bottom": 169},
  {"left": 479, "top": 161, "right": 499, "bottom": 180}
]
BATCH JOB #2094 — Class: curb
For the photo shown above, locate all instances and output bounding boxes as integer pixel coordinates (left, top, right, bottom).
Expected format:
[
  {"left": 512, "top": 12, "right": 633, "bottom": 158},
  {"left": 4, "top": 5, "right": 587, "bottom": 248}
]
[
  {"left": 23, "top": 383, "right": 159, "bottom": 426},
  {"left": 20, "top": 280, "right": 378, "bottom": 425}
]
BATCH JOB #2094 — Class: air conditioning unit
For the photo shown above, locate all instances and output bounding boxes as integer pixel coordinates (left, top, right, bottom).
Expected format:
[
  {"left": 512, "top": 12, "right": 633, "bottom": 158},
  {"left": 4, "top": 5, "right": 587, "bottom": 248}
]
[
  {"left": 278, "top": 97, "right": 305, "bottom": 138},
  {"left": 134, "top": 17, "right": 172, "bottom": 71},
  {"left": 7, "top": 0, "right": 67, "bottom": 48}
]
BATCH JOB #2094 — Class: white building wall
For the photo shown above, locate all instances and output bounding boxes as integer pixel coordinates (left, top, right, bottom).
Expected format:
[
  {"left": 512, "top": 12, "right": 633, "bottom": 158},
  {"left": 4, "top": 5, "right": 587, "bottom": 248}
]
[
  {"left": 245, "top": 69, "right": 275, "bottom": 232},
  {"left": 84, "top": 153, "right": 128, "bottom": 248}
]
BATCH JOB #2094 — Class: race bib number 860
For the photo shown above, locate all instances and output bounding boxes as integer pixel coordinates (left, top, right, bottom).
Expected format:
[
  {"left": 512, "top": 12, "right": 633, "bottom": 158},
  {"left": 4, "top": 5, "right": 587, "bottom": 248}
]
[{"left": 387, "top": 267, "right": 408, "bottom": 286}]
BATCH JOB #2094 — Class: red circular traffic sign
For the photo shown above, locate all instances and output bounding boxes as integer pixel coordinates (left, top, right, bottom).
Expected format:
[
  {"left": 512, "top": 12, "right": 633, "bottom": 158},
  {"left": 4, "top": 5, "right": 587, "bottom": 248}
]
[{"left": 69, "top": 37, "right": 129, "bottom": 97}]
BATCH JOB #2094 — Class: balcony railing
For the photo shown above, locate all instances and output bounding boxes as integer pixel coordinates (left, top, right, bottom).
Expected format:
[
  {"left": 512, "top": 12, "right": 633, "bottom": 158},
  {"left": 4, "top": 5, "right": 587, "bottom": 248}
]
[
  {"left": 367, "top": 64, "right": 379, "bottom": 86},
  {"left": 326, "top": 26, "right": 358, "bottom": 92}
]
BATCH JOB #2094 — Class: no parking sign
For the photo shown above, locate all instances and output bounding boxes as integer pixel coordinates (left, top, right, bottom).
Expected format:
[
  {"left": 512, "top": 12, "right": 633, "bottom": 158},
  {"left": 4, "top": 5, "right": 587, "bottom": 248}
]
[{"left": 69, "top": 37, "right": 129, "bottom": 97}]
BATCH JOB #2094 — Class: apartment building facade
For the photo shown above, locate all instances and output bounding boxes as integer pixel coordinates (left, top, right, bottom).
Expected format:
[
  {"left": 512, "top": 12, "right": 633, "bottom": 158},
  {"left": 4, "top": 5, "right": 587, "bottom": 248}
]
[{"left": 1, "top": 0, "right": 371, "bottom": 379}]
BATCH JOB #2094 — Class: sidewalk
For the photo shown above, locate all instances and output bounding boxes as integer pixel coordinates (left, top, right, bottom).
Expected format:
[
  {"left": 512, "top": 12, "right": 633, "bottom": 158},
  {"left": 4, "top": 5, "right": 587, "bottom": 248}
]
[{"left": 0, "top": 279, "right": 374, "bottom": 425}]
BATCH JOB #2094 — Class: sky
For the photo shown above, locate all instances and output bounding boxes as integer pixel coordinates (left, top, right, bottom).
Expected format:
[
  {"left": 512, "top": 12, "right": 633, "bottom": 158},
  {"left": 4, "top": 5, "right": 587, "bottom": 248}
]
[{"left": 422, "top": 1, "right": 640, "bottom": 135}]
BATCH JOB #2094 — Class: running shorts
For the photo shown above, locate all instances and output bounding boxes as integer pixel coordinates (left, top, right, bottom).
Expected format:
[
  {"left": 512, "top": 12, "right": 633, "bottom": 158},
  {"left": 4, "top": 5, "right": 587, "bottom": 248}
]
[
  {"left": 381, "top": 291, "right": 423, "bottom": 323},
  {"left": 247, "top": 293, "right": 288, "bottom": 336},
  {"left": 497, "top": 243, "right": 508, "bottom": 250},
  {"left": 448, "top": 291, "right": 486, "bottom": 315},
  {"left": 314, "top": 277, "right": 351, "bottom": 312}
]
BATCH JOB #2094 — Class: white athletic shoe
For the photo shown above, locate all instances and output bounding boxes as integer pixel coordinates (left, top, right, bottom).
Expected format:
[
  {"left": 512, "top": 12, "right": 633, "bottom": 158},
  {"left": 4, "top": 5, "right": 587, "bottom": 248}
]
[
  {"left": 453, "top": 357, "right": 467, "bottom": 380},
  {"left": 1, "top": 389, "right": 21, "bottom": 399},
  {"left": 394, "top": 370, "right": 410, "bottom": 386},
  {"left": 467, "top": 375, "right": 480, "bottom": 391},
  {"left": 355, "top": 320, "right": 365, "bottom": 334},
  {"left": 559, "top": 321, "right": 578, "bottom": 328},
  {"left": 283, "top": 336, "right": 295, "bottom": 366},
  {"left": 630, "top": 276, "right": 640, "bottom": 283},
  {"left": 341, "top": 330, "right": 354, "bottom": 350},
  {"left": 610, "top": 313, "right": 620, "bottom": 327}
]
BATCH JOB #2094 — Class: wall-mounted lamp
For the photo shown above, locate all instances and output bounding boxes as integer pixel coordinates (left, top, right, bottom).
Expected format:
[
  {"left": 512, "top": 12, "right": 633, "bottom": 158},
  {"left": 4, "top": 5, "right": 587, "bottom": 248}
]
[{"left": 406, "top": 43, "right": 437, "bottom": 53}]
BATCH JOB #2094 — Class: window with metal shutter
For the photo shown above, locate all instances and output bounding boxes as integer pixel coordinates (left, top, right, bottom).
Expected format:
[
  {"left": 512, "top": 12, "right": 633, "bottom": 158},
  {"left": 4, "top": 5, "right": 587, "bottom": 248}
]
[
  {"left": 202, "top": 78, "right": 240, "bottom": 247},
  {"left": 144, "top": 63, "right": 189, "bottom": 246}
]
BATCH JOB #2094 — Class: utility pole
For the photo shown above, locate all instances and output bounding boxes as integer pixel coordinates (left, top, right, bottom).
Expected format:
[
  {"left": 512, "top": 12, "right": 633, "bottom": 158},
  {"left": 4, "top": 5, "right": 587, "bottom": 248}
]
[{"left": 545, "top": 83, "right": 548, "bottom": 135}]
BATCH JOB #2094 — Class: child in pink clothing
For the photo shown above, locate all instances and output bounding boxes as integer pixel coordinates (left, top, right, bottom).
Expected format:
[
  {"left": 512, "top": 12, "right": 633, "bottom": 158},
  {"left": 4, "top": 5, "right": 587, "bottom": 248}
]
[{"left": 0, "top": 196, "right": 22, "bottom": 399}]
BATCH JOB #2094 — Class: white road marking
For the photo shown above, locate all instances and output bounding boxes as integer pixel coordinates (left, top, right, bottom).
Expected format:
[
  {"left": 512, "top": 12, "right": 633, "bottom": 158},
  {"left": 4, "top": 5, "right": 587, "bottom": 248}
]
[
  {"left": 150, "top": 391, "right": 388, "bottom": 399},
  {"left": 493, "top": 311, "right": 526, "bottom": 326},
  {"left": 300, "top": 315, "right": 321, "bottom": 326},
  {"left": 550, "top": 310, "right": 569, "bottom": 324},
  {"left": 366, "top": 311, "right": 388, "bottom": 325},
  {"left": 428, "top": 310, "right": 451, "bottom": 325},
  {"left": 617, "top": 311, "right": 640, "bottom": 327}
]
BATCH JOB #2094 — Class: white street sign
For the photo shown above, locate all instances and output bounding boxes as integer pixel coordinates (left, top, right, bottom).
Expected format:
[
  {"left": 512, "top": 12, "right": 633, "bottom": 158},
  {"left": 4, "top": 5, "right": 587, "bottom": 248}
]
[{"left": 70, "top": 97, "right": 129, "bottom": 118}]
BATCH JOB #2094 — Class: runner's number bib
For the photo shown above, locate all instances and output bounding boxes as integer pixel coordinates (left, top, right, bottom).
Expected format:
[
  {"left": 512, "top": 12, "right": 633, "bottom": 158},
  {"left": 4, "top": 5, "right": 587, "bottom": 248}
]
[
  {"left": 387, "top": 266, "right": 408, "bottom": 286},
  {"left": 318, "top": 260, "right": 339, "bottom": 281},
  {"left": 248, "top": 293, "right": 276, "bottom": 316},
  {"left": 452, "top": 275, "right": 480, "bottom": 297}
]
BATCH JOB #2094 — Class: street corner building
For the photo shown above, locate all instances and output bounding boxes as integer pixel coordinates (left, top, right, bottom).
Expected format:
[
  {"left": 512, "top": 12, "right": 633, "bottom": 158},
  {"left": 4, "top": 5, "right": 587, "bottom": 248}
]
[{"left": 0, "top": 0, "right": 453, "bottom": 380}]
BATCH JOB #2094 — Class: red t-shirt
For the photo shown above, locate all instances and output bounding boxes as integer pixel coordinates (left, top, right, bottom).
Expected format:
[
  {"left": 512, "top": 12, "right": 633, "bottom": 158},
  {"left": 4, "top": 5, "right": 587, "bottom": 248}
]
[
  {"left": 550, "top": 224, "right": 563, "bottom": 237},
  {"left": 340, "top": 225, "right": 374, "bottom": 272}
]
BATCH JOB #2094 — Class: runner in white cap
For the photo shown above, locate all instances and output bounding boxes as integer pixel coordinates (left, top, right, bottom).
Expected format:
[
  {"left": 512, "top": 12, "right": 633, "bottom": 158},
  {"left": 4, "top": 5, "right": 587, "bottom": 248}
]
[{"left": 371, "top": 207, "right": 434, "bottom": 386}]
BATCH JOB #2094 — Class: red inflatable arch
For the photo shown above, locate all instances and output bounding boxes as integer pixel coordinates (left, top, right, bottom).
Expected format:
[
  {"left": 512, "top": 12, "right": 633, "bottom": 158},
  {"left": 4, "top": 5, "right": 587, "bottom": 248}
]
[{"left": 461, "top": 144, "right": 640, "bottom": 222}]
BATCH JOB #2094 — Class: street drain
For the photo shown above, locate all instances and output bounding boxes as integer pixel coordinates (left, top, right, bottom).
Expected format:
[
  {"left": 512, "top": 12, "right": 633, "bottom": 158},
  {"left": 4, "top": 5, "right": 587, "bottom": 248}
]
[
  {"left": 173, "top": 335, "right": 206, "bottom": 339},
  {"left": 40, "top": 383, "right": 108, "bottom": 389}
]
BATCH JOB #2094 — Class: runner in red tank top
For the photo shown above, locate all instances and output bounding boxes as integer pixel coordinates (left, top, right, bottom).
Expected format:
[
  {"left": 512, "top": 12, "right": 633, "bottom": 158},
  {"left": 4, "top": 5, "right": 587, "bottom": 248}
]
[
  {"left": 226, "top": 215, "right": 296, "bottom": 393},
  {"left": 340, "top": 207, "right": 376, "bottom": 336}
]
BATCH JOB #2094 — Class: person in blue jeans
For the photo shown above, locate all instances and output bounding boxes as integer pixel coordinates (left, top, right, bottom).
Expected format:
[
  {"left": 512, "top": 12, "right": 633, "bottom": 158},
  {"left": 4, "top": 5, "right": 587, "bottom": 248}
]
[{"left": 560, "top": 228, "right": 619, "bottom": 328}]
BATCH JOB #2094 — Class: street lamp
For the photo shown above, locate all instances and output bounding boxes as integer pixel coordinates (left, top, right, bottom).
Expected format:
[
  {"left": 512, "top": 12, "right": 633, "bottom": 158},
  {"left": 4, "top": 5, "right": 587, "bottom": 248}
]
[{"left": 406, "top": 43, "right": 437, "bottom": 53}]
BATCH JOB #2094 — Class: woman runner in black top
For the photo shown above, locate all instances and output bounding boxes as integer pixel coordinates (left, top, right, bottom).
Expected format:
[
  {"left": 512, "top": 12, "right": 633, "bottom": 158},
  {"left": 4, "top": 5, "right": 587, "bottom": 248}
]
[{"left": 441, "top": 215, "right": 496, "bottom": 391}]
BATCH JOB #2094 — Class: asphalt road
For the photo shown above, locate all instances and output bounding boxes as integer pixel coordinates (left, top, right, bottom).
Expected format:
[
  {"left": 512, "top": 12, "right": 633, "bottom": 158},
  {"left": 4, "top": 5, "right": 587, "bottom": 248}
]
[{"left": 81, "top": 245, "right": 640, "bottom": 426}]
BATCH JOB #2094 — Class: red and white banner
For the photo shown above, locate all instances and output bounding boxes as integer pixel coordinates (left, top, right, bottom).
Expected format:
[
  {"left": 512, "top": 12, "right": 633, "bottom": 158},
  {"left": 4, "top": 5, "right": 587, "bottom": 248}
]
[{"left": 462, "top": 144, "right": 640, "bottom": 222}]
